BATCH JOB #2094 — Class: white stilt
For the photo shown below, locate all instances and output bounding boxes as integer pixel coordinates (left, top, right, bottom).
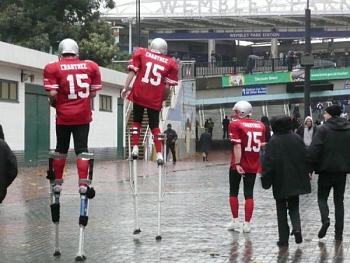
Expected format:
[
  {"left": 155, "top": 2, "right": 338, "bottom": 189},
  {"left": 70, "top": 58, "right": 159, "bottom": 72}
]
[
  {"left": 156, "top": 163, "right": 162, "bottom": 241},
  {"left": 133, "top": 158, "right": 141, "bottom": 234}
]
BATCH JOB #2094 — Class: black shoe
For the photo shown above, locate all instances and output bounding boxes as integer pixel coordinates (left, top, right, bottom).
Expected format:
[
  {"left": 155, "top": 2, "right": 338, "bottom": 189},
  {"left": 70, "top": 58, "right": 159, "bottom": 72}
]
[
  {"left": 277, "top": 241, "right": 289, "bottom": 247},
  {"left": 291, "top": 230, "right": 303, "bottom": 244},
  {"left": 318, "top": 221, "right": 330, "bottom": 239},
  {"left": 335, "top": 233, "right": 343, "bottom": 241}
]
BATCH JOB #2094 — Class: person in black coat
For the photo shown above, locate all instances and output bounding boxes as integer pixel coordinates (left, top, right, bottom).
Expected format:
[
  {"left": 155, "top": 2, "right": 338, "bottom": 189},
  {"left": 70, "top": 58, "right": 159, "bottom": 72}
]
[
  {"left": 199, "top": 129, "right": 212, "bottom": 161},
  {"left": 261, "top": 116, "right": 311, "bottom": 247},
  {"left": 0, "top": 139, "right": 18, "bottom": 203},
  {"left": 164, "top": 123, "right": 178, "bottom": 164},
  {"left": 307, "top": 105, "right": 350, "bottom": 241},
  {"left": 222, "top": 116, "right": 230, "bottom": 139}
]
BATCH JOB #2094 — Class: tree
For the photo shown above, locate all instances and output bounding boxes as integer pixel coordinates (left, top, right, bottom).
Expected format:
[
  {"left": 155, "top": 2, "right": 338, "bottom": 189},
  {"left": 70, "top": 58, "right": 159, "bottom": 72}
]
[{"left": 0, "top": 0, "right": 117, "bottom": 66}]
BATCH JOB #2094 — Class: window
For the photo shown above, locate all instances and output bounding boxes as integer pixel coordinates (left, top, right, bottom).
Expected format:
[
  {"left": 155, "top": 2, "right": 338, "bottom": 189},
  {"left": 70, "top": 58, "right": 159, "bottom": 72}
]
[
  {"left": 99, "top": 95, "right": 112, "bottom": 112},
  {"left": 0, "top": 79, "right": 18, "bottom": 101}
]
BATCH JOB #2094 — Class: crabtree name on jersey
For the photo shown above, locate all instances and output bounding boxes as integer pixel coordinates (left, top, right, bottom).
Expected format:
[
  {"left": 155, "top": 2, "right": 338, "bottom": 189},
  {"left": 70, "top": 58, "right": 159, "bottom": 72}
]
[
  {"left": 145, "top": 52, "right": 169, "bottom": 63},
  {"left": 241, "top": 122, "right": 262, "bottom": 129},
  {"left": 60, "top": 64, "right": 88, "bottom": 71}
]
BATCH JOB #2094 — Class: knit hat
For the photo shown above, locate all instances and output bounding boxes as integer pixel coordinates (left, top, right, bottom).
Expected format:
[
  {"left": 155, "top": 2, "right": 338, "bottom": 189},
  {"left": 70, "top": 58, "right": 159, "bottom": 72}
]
[
  {"left": 325, "top": 105, "right": 342, "bottom": 117},
  {"left": 271, "top": 116, "right": 292, "bottom": 134}
]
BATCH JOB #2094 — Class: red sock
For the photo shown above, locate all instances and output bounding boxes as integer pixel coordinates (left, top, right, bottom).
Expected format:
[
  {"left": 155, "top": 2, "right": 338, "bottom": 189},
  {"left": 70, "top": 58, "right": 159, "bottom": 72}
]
[
  {"left": 151, "top": 128, "right": 162, "bottom": 153},
  {"left": 245, "top": 198, "right": 254, "bottom": 222},
  {"left": 229, "top": 196, "right": 239, "bottom": 219},
  {"left": 77, "top": 158, "right": 89, "bottom": 185},
  {"left": 53, "top": 158, "right": 66, "bottom": 180},
  {"left": 131, "top": 122, "right": 142, "bottom": 146}
]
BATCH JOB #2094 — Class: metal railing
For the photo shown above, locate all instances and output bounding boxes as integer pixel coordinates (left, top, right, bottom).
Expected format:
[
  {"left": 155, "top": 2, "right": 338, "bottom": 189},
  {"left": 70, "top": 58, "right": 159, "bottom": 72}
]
[{"left": 194, "top": 56, "right": 350, "bottom": 77}]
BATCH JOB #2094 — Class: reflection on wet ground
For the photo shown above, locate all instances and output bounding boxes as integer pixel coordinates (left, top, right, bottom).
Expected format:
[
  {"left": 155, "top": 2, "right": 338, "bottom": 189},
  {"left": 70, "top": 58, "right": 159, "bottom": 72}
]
[{"left": 0, "top": 151, "right": 349, "bottom": 262}]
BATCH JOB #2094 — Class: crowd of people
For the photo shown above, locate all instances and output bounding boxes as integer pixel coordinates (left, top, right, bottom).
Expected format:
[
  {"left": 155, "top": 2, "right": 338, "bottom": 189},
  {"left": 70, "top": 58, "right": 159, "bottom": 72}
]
[{"left": 225, "top": 100, "right": 350, "bottom": 247}]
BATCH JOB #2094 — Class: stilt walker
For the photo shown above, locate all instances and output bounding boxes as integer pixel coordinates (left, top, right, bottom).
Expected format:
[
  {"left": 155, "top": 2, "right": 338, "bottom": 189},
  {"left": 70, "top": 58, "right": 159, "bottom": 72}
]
[
  {"left": 120, "top": 37, "right": 179, "bottom": 239},
  {"left": 43, "top": 37, "right": 102, "bottom": 261}
]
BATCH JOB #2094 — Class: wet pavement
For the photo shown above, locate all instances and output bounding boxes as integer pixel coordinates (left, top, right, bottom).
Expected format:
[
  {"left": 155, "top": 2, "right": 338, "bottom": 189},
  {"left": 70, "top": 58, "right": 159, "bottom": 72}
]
[{"left": 1, "top": 151, "right": 350, "bottom": 263}]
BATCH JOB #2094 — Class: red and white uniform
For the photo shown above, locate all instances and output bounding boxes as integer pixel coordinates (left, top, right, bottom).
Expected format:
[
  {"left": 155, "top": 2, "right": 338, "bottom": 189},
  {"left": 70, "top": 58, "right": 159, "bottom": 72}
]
[
  {"left": 44, "top": 58, "right": 101, "bottom": 125},
  {"left": 229, "top": 118, "right": 266, "bottom": 173},
  {"left": 127, "top": 48, "right": 178, "bottom": 111}
]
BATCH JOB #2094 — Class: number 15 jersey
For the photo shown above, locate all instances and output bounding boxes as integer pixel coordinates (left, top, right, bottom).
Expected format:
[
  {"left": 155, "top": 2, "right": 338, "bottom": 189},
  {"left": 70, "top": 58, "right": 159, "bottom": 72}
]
[
  {"left": 44, "top": 58, "right": 102, "bottom": 125},
  {"left": 229, "top": 118, "right": 266, "bottom": 173},
  {"left": 127, "top": 48, "right": 178, "bottom": 111}
]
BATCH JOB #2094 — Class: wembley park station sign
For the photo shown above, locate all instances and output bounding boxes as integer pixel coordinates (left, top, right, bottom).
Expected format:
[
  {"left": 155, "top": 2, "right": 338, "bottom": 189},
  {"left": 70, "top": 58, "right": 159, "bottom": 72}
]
[{"left": 222, "top": 67, "right": 350, "bottom": 87}]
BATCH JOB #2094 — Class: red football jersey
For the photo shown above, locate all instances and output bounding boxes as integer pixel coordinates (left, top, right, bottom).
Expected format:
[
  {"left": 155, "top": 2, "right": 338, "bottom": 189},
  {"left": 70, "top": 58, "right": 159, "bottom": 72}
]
[
  {"left": 229, "top": 118, "right": 266, "bottom": 173},
  {"left": 44, "top": 58, "right": 101, "bottom": 125},
  {"left": 127, "top": 48, "right": 178, "bottom": 111}
]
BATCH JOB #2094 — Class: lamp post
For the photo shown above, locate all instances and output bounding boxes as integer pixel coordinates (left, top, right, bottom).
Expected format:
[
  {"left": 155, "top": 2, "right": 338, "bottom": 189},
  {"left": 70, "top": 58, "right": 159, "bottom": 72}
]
[
  {"left": 136, "top": 0, "right": 141, "bottom": 47},
  {"left": 303, "top": 0, "right": 313, "bottom": 118}
]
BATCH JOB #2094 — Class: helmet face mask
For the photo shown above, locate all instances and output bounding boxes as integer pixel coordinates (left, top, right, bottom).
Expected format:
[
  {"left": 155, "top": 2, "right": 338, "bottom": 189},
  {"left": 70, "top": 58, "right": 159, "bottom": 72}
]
[
  {"left": 232, "top": 101, "right": 253, "bottom": 118},
  {"left": 150, "top": 38, "right": 168, "bottom": 55},
  {"left": 58, "top": 38, "right": 79, "bottom": 56}
]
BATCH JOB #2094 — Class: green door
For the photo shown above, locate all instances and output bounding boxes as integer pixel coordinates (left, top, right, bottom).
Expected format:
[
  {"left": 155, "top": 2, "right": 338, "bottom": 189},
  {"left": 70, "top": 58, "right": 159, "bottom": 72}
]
[{"left": 25, "top": 84, "right": 50, "bottom": 166}]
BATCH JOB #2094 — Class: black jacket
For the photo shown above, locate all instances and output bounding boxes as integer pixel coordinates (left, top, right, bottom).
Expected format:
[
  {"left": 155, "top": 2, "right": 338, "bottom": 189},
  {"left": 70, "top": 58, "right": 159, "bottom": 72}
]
[
  {"left": 0, "top": 139, "right": 18, "bottom": 203},
  {"left": 222, "top": 118, "right": 230, "bottom": 130},
  {"left": 307, "top": 117, "right": 350, "bottom": 173},
  {"left": 199, "top": 132, "right": 212, "bottom": 152},
  {"left": 261, "top": 119, "right": 311, "bottom": 200},
  {"left": 164, "top": 128, "right": 178, "bottom": 144}
]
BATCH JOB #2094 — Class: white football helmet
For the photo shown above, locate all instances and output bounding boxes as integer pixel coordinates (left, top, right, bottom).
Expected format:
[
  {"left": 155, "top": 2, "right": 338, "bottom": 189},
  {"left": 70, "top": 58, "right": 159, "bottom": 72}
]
[
  {"left": 232, "top": 101, "right": 253, "bottom": 118},
  {"left": 58, "top": 38, "right": 79, "bottom": 56},
  {"left": 150, "top": 38, "right": 167, "bottom": 55}
]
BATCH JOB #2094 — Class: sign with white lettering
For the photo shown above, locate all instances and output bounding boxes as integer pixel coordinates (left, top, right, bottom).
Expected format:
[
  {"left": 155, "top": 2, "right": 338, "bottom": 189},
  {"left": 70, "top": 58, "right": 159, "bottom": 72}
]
[
  {"left": 150, "top": 31, "right": 350, "bottom": 40},
  {"left": 242, "top": 86, "right": 267, "bottom": 96}
]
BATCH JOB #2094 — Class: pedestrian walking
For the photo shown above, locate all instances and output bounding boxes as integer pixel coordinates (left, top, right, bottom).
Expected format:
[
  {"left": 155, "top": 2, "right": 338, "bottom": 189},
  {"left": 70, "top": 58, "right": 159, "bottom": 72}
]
[
  {"left": 261, "top": 116, "right": 311, "bottom": 247},
  {"left": 199, "top": 129, "right": 212, "bottom": 161},
  {"left": 226, "top": 101, "right": 266, "bottom": 233},
  {"left": 296, "top": 116, "right": 317, "bottom": 147},
  {"left": 164, "top": 123, "right": 178, "bottom": 164},
  {"left": 121, "top": 38, "right": 178, "bottom": 165},
  {"left": 307, "top": 105, "right": 350, "bottom": 241},
  {"left": 208, "top": 118, "right": 214, "bottom": 137},
  {"left": 222, "top": 116, "right": 230, "bottom": 139}
]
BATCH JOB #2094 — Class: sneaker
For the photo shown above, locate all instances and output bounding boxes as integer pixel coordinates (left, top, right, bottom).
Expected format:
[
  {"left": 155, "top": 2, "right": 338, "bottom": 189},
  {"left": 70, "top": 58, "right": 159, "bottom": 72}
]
[
  {"left": 243, "top": 222, "right": 251, "bottom": 233},
  {"left": 335, "top": 233, "right": 343, "bottom": 241},
  {"left": 291, "top": 230, "right": 303, "bottom": 244},
  {"left": 131, "top": 145, "right": 139, "bottom": 159},
  {"left": 318, "top": 221, "right": 330, "bottom": 239},
  {"left": 277, "top": 241, "right": 289, "bottom": 247},
  {"left": 226, "top": 218, "right": 239, "bottom": 231},
  {"left": 156, "top": 152, "right": 164, "bottom": 165}
]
